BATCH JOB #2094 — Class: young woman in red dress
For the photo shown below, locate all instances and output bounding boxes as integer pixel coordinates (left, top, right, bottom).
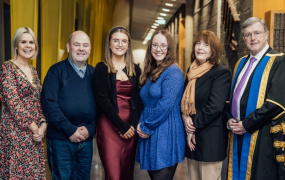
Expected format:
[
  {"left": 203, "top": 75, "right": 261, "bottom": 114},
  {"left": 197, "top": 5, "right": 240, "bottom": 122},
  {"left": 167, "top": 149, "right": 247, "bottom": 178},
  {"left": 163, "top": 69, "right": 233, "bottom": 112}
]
[{"left": 92, "top": 26, "right": 142, "bottom": 180}]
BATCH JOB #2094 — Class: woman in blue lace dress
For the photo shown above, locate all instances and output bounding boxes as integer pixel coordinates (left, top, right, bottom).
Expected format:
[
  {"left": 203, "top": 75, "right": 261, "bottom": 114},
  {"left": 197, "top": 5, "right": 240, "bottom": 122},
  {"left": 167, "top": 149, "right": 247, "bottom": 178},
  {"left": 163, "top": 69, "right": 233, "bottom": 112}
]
[{"left": 136, "top": 30, "right": 185, "bottom": 180}]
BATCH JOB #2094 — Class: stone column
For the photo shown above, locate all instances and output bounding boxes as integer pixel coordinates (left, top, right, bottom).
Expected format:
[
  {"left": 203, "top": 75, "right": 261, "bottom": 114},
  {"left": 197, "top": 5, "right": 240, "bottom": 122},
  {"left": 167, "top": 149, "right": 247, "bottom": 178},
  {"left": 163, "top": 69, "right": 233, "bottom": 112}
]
[{"left": 184, "top": 0, "right": 195, "bottom": 75}]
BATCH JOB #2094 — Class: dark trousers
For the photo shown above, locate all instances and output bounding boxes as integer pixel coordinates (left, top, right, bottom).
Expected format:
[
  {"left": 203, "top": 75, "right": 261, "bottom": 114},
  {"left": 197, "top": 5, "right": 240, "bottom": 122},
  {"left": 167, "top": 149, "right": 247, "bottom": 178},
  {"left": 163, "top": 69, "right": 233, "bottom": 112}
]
[{"left": 47, "top": 139, "right": 93, "bottom": 180}]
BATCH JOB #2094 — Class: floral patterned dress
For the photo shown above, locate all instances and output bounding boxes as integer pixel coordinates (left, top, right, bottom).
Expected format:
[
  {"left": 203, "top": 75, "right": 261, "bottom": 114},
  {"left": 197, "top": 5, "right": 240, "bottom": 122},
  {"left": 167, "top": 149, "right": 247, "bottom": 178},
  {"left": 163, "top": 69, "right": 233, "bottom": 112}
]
[{"left": 0, "top": 61, "right": 46, "bottom": 179}]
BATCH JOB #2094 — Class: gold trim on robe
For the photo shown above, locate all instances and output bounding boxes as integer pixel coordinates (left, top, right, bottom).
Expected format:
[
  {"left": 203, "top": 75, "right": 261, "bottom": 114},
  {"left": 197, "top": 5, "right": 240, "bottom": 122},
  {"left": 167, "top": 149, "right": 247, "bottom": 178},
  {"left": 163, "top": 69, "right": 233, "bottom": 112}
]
[
  {"left": 266, "top": 99, "right": 285, "bottom": 110},
  {"left": 271, "top": 123, "right": 285, "bottom": 134},
  {"left": 244, "top": 56, "right": 276, "bottom": 179},
  {"left": 276, "top": 154, "right": 285, "bottom": 164}
]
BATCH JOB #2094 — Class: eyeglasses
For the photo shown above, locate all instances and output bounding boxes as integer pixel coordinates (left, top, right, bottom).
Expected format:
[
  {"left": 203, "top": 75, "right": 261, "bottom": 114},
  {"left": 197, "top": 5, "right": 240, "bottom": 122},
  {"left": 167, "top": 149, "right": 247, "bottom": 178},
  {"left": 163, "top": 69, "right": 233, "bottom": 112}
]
[
  {"left": 243, "top": 31, "right": 266, "bottom": 39},
  {"left": 151, "top": 44, "right": 168, "bottom": 51},
  {"left": 112, "top": 39, "right": 128, "bottom": 46}
]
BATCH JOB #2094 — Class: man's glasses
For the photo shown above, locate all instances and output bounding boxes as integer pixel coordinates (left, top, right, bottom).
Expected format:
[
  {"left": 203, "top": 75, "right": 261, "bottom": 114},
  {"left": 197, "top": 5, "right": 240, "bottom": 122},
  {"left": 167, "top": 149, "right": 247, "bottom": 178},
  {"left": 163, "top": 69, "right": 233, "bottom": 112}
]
[{"left": 243, "top": 31, "right": 266, "bottom": 39}]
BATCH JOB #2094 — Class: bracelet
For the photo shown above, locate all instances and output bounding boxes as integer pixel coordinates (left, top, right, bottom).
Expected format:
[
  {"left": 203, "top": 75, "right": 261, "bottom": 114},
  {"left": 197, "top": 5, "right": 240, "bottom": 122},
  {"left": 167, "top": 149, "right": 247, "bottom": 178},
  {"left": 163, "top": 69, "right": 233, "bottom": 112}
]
[{"left": 39, "top": 121, "right": 47, "bottom": 126}]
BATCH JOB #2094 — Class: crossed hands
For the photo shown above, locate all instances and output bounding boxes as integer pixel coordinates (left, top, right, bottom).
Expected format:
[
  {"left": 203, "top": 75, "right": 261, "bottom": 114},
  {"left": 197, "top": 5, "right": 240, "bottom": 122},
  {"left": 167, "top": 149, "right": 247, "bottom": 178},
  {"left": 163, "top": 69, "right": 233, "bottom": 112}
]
[
  {"left": 182, "top": 114, "right": 196, "bottom": 151},
  {"left": 30, "top": 121, "right": 47, "bottom": 142},
  {"left": 118, "top": 126, "right": 136, "bottom": 139},
  {"left": 136, "top": 123, "right": 150, "bottom": 139},
  {"left": 69, "top": 126, "right": 89, "bottom": 143},
  {"left": 228, "top": 118, "right": 246, "bottom": 135}
]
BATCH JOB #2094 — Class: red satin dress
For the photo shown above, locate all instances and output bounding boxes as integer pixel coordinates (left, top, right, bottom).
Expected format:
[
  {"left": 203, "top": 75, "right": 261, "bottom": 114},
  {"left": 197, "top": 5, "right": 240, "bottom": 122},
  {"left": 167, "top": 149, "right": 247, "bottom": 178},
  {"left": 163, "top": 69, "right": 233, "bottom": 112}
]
[{"left": 96, "top": 79, "right": 138, "bottom": 180}]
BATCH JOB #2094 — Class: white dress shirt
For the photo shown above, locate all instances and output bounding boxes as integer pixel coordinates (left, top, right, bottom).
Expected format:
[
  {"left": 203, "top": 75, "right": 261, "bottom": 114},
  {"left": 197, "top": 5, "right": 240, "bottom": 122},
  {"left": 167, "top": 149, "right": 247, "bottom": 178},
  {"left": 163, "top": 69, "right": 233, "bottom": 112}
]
[{"left": 232, "top": 44, "right": 269, "bottom": 120}]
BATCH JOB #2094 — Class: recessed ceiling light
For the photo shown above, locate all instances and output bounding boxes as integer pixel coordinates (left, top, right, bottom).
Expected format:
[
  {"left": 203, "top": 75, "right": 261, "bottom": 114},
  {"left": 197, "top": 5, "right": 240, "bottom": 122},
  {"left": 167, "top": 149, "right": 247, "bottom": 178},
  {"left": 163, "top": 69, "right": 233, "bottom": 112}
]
[
  {"left": 155, "top": 19, "right": 166, "bottom": 25},
  {"left": 162, "top": 8, "right": 170, "bottom": 12},
  {"left": 142, "top": 41, "right": 148, "bottom": 45},
  {"left": 157, "top": 17, "right": 164, "bottom": 20},
  {"left": 160, "top": 13, "right": 167, "bottom": 16},
  {"left": 165, "top": 3, "right": 173, "bottom": 7}
]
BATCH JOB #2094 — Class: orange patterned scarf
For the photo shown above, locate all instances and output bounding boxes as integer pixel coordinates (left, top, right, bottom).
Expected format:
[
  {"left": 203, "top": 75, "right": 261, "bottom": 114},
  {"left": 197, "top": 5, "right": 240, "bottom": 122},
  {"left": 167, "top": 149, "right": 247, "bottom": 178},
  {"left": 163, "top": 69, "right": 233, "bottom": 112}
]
[{"left": 181, "top": 60, "right": 213, "bottom": 115}]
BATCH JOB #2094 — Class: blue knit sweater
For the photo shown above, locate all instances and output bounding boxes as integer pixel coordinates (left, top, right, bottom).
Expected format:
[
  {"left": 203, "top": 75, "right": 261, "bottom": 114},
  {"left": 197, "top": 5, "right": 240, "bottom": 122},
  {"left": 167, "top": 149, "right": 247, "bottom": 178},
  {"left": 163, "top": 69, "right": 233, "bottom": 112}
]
[{"left": 41, "top": 59, "right": 96, "bottom": 141}]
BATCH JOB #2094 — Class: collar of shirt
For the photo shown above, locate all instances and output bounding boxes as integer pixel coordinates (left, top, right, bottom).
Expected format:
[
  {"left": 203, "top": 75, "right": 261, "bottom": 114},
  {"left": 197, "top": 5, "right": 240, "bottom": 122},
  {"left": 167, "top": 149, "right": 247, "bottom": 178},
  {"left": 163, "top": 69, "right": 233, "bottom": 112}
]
[
  {"left": 68, "top": 58, "right": 87, "bottom": 78},
  {"left": 249, "top": 44, "right": 270, "bottom": 62}
]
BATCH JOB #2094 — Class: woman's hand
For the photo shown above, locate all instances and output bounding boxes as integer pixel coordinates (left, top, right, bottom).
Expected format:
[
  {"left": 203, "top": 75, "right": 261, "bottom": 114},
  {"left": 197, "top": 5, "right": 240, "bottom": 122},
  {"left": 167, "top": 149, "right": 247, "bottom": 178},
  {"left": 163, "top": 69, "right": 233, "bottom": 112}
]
[
  {"left": 182, "top": 114, "right": 196, "bottom": 135},
  {"left": 137, "top": 124, "right": 150, "bottom": 139},
  {"left": 118, "top": 126, "right": 135, "bottom": 139},
  {"left": 29, "top": 121, "right": 39, "bottom": 134},
  {"left": 187, "top": 133, "right": 196, "bottom": 151},
  {"left": 32, "top": 122, "right": 47, "bottom": 142}
]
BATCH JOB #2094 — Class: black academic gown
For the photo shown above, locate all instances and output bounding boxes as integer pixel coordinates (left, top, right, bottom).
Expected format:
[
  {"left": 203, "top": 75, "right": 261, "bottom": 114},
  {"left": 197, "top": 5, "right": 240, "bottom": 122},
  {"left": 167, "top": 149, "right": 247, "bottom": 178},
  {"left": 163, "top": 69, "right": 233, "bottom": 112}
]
[{"left": 224, "top": 48, "right": 285, "bottom": 180}]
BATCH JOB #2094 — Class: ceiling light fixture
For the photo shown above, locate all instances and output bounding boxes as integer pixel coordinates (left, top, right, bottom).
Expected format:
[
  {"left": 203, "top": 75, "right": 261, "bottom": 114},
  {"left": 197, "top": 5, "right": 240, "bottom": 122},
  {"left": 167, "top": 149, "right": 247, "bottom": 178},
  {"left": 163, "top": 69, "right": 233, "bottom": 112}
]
[
  {"left": 162, "top": 8, "right": 170, "bottom": 12},
  {"left": 165, "top": 3, "right": 173, "bottom": 7},
  {"left": 151, "top": 25, "right": 157, "bottom": 29},
  {"left": 142, "top": 29, "right": 155, "bottom": 45},
  {"left": 157, "top": 17, "right": 164, "bottom": 20},
  {"left": 160, "top": 13, "right": 167, "bottom": 16},
  {"left": 153, "top": 23, "right": 159, "bottom": 26},
  {"left": 155, "top": 19, "right": 166, "bottom": 25}
]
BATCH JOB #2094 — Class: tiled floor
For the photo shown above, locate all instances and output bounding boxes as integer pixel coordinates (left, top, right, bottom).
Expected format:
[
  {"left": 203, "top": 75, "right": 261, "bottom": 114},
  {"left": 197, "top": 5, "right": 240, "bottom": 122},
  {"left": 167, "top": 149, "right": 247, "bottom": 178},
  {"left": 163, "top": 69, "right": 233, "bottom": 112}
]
[{"left": 45, "top": 139, "right": 227, "bottom": 180}]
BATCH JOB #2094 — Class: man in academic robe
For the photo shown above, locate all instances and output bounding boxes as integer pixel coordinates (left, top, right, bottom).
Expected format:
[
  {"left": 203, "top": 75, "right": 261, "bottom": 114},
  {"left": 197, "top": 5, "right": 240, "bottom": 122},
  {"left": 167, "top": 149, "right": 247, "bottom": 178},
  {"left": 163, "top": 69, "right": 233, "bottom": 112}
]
[{"left": 225, "top": 17, "right": 285, "bottom": 180}]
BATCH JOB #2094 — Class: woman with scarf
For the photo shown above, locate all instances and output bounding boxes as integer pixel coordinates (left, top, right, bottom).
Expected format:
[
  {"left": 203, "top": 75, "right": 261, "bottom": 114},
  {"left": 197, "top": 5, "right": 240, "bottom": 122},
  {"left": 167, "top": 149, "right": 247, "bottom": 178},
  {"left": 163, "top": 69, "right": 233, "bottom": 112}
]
[{"left": 181, "top": 30, "right": 231, "bottom": 180}]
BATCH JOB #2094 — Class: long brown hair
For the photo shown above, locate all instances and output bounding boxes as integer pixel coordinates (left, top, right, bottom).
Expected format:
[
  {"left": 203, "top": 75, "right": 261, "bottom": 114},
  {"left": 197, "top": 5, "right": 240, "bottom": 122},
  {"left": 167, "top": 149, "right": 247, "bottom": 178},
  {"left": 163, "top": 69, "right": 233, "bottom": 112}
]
[
  {"left": 191, "top": 30, "right": 222, "bottom": 65},
  {"left": 105, "top": 26, "right": 135, "bottom": 76},
  {"left": 140, "top": 30, "right": 176, "bottom": 86}
]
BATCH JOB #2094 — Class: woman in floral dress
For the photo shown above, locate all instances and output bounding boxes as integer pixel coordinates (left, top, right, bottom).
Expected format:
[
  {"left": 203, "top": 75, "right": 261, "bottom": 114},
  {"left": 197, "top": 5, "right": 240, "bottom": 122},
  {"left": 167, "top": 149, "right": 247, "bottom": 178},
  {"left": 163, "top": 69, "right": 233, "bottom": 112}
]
[{"left": 0, "top": 27, "right": 46, "bottom": 179}]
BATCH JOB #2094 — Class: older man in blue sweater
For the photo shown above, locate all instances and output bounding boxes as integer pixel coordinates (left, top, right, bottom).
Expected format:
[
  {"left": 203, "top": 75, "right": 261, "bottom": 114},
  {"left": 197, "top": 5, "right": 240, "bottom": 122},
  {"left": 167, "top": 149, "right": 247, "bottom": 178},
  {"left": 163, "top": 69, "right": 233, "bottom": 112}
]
[{"left": 41, "top": 31, "right": 96, "bottom": 180}]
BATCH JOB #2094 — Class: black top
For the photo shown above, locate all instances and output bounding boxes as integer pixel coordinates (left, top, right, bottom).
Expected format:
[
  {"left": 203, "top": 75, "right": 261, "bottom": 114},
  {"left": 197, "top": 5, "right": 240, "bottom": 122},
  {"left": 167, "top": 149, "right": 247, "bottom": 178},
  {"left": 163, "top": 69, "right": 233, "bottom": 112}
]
[
  {"left": 92, "top": 62, "right": 142, "bottom": 134},
  {"left": 185, "top": 64, "right": 231, "bottom": 162}
]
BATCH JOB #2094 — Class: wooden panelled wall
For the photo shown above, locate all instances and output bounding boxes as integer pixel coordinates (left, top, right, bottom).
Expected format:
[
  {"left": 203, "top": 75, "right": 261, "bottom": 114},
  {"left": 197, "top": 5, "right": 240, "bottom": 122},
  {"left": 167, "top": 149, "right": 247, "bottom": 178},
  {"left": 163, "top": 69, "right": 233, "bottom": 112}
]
[{"left": 10, "top": 0, "right": 116, "bottom": 82}]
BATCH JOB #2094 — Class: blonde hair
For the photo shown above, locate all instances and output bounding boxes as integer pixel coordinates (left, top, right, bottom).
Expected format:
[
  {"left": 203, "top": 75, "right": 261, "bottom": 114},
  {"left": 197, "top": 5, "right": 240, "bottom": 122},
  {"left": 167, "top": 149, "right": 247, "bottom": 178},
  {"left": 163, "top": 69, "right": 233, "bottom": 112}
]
[
  {"left": 12, "top": 27, "right": 38, "bottom": 59},
  {"left": 105, "top": 26, "right": 135, "bottom": 76}
]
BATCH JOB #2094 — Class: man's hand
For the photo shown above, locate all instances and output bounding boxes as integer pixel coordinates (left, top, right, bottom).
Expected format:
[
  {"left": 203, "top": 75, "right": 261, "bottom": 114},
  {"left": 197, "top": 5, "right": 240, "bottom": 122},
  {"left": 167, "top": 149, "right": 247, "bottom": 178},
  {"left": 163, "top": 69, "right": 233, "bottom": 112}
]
[
  {"left": 69, "top": 128, "right": 86, "bottom": 142},
  {"left": 228, "top": 118, "right": 246, "bottom": 135},
  {"left": 79, "top": 126, "right": 89, "bottom": 139}
]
